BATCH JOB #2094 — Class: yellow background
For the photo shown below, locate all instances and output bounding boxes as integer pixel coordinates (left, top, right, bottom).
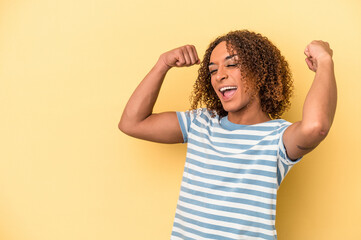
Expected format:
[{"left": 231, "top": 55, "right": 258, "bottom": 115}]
[{"left": 1, "top": 0, "right": 360, "bottom": 239}]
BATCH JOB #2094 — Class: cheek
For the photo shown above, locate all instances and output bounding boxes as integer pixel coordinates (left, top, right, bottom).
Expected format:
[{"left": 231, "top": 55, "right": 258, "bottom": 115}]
[{"left": 210, "top": 80, "right": 217, "bottom": 93}]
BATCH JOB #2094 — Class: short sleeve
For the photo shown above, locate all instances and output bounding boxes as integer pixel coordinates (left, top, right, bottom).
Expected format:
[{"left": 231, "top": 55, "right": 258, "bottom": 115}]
[
  {"left": 277, "top": 123, "right": 303, "bottom": 187},
  {"left": 278, "top": 125, "right": 303, "bottom": 165},
  {"left": 176, "top": 111, "right": 192, "bottom": 143}
]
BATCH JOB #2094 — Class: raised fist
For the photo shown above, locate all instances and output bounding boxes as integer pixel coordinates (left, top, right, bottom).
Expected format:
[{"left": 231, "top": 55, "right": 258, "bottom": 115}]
[
  {"left": 159, "top": 45, "right": 200, "bottom": 69},
  {"left": 304, "top": 40, "right": 333, "bottom": 72}
]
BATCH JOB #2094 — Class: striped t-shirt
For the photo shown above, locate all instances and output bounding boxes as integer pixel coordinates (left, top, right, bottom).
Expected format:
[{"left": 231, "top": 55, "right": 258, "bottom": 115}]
[{"left": 171, "top": 108, "right": 302, "bottom": 240}]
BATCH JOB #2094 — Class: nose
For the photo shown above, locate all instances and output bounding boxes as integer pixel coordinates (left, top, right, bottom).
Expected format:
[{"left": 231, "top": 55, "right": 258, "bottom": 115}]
[{"left": 216, "top": 65, "right": 227, "bottom": 81}]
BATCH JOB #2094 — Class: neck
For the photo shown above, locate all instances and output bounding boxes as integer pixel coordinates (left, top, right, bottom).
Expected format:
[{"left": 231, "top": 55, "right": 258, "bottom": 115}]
[{"left": 227, "top": 101, "right": 271, "bottom": 125}]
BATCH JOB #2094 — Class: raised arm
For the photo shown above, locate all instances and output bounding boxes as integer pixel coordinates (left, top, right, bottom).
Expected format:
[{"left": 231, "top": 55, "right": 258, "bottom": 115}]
[
  {"left": 118, "top": 45, "right": 200, "bottom": 143},
  {"left": 283, "top": 40, "right": 337, "bottom": 160}
]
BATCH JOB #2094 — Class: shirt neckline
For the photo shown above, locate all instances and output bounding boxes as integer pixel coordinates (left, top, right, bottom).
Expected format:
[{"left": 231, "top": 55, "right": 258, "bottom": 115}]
[{"left": 220, "top": 115, "right": 283, "bottom": 130}]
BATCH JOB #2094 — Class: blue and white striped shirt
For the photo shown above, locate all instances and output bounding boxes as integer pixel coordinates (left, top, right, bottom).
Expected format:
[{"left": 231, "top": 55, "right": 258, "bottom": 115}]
[{"left": 171, "top": 108, "right": 302, "bottom": 240}]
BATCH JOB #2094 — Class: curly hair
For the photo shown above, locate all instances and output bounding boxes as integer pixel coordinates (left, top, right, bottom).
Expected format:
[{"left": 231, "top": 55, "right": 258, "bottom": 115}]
[{"left": 190, "top": 30, "right": 294, "bottom": 119}]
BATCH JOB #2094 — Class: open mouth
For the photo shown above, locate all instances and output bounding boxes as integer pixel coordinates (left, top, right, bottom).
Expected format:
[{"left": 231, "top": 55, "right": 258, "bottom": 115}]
[{"left": 219, "top": 86, "right": 238, "bottom": 99}]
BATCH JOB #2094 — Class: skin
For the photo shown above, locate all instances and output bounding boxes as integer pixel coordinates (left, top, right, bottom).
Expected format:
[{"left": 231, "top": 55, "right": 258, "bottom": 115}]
[
  {"left": 119, "top": 40, "right": 337, "bottom": 160},
  {"left": 208, "top": 41, "right": 271, "bottom": 125},
  {"left": 118, "top": 45, "right": 199, "bottom": 143},
  {"left": 283, "top": 40, "right": 337, "bottom": 159}
]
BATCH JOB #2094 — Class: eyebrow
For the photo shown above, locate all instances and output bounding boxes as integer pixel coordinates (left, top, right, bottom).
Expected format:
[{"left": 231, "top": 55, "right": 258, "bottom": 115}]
[{"left": 208, "top": 54, "right": 237, "bottom": 67}]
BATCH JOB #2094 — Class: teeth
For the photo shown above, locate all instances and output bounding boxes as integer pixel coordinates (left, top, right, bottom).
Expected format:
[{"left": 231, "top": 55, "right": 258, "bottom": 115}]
[{"left": 220, "top": 86, "right": 237, "bottom": 92}]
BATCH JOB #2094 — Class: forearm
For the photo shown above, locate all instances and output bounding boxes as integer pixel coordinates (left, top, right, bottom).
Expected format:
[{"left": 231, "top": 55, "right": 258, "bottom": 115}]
[
  {"left": 301, "top": 57, "right": 337, "bottom": 136},
  {"left": 119, "top": 59, "right": 170, "bottom": 128},
  {"left": 280, "top": 41, "right": 337, "bottom": 159}
]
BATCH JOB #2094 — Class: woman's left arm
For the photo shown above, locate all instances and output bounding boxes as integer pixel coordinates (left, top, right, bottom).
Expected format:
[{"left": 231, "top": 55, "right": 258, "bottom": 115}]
[{"left": 283, "top": 40, "right": 337, "bottom": 160}]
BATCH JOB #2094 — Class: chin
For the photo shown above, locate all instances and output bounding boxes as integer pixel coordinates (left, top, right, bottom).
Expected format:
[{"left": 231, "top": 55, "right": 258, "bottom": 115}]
[
  {"left": 221, "top": 102, "right": 244, "bottom": 113},
  {"left": 222, "top": 104, "right": 247, "bottom": 113}
]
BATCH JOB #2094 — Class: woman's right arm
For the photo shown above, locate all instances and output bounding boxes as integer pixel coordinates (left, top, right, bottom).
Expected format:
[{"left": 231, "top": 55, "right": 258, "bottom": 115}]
[{"left": 118, "top": 45, "right": 200, "bottom": 143}]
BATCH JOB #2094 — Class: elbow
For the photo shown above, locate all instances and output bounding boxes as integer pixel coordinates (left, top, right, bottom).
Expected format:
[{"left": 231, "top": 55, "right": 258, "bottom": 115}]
[
  {"left": 302, "top": 120, "right": 331, "bottom": 141},
  {"left": 118, "top": 118, "right": 130, "bottom": 135},
  {"left": 118, "top": 111, "right": 130, "bottom": 133},
  {"left": 118, "top": 118, "right": 139, "bottom": 138},
  {"left": 118, "top": 121, "right": 124, "bottom": 132}
]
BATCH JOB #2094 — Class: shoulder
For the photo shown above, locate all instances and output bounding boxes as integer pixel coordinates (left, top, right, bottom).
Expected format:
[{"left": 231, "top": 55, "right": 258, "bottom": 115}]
[
  {"left": 179, "top": 108, "right": 221, "bottom": 132},
  {"left": 271, "top": 119, "right": 292, "bottom": 131},
  {"left": 256, "top": 119, "right": 293, "bottom": 137},
  {"left": 186, "top": 108, "right": 219, "bottom": 121}
]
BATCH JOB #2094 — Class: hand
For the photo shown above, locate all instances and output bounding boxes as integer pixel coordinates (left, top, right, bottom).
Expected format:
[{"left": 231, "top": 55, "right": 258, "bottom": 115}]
[
  {"left": 304, "top": 40, "right": 333, "bottom": 72},
  {"left": 159, "top": 45, "right": 200, "bottom": 70}
]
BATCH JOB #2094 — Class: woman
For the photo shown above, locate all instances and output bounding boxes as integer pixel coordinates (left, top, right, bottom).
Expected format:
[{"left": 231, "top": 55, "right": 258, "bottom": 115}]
[{"left": 119, "top": 30, "right": 337, "bottom": 239}]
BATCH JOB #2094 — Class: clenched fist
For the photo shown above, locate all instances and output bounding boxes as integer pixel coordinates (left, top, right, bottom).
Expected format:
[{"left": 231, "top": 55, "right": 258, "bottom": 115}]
[
  {"left": 304, "top": 40, "right": 333, "bottom": 72},
  {"left": 159, "top": 45, "right": 200, "bottom": 70}
]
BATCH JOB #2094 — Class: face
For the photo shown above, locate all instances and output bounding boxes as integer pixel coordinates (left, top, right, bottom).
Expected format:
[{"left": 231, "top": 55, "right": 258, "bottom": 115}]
[{"left": 209, "top": 41, "right": 255, "bottom": 115}]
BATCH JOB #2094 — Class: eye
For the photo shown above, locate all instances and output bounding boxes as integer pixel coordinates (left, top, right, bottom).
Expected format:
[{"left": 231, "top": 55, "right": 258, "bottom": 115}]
[
  {"left": 226, "top": 64, "right": 236, "bottom": 67},
  {"left": 209, "top": 69, "right": 217, "bottom": 75}
]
